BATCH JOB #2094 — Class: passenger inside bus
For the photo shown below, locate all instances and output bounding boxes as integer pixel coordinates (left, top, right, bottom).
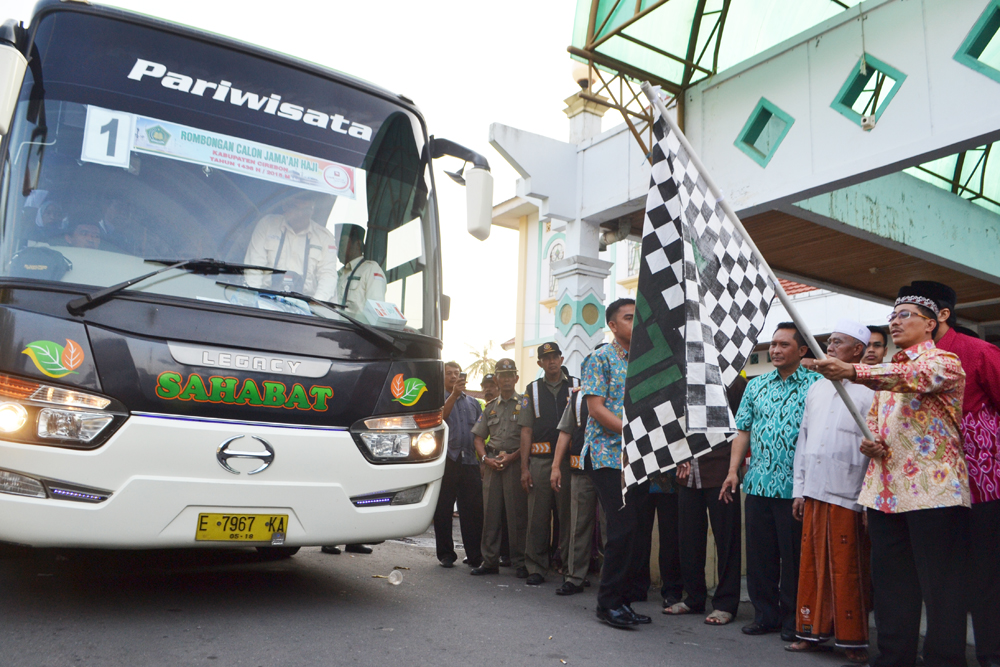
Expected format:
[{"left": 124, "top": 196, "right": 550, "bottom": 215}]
[
  {"left": 60, "top": 222, "right": 102, "bottom": 250},
  {"left": 335, "top": 223, "right": 386, "bottom": 314},
  {"left": 243, "top": 190, "right": 340, "bottom": 301}
]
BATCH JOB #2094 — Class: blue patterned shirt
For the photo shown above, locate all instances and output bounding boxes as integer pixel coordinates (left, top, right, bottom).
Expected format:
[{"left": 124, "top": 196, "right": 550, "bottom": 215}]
[
  {"left": 735, "top": 365, "right": 821, "bottom": 499},
  {"left": 581, "top": 340, "right": 629, "bottom": 470}
]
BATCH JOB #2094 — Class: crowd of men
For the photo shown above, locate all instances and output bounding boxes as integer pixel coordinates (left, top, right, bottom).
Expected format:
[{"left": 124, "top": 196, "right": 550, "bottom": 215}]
[{"left": 436, "top": 280, "right": 1000, "bottom": 667}]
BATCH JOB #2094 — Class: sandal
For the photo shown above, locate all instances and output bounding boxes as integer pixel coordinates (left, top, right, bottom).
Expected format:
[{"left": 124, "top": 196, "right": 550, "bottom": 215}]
[
  {"left": 784, "top": 641, "right": 832, "bottom": 653},
  {"left": 844, "top": 648, "right": 869, "bottom": 664},
  {"left": 662, "top": 602, "right": 691, "bottom": 615},
  {"left": 704, "top": 610, "right": 733, "bottom": 625}
]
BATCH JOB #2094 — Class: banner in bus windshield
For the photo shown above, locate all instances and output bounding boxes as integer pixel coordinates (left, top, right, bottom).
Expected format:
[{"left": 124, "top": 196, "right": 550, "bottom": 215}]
[{"left": 80, "top": 105, "right": 356, "bottom": 198}]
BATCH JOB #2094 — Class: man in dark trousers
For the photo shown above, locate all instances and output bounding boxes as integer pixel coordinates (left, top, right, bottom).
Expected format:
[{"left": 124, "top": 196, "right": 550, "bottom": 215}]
[
  {"left": 518, "top": 342, "right": 577, "bottom": 586},
  {"left": 582, "top": 298, "right": 651, "bottom": 629},
  {"left": 434, "top": 361, "right": 484, "bottom": 568}
]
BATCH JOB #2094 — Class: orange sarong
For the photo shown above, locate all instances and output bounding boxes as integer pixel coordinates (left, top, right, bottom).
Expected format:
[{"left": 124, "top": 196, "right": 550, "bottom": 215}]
[{"left": 796, "top": 498, "right": 871, "bottom": 647}]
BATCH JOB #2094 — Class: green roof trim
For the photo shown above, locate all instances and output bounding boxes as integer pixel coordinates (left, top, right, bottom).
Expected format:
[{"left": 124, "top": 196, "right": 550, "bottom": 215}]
[
  {"left": 954, "top": 0, "right": 1000, "bottom": 85},
  {"left": 830, "top": 53, "right": 907, "bottom": 128},
  {"left": 734, "top": 97, "right": 795, "bottom": 167}
]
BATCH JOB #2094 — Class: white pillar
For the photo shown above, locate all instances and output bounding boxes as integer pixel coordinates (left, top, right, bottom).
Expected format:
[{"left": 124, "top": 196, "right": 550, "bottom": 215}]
[{"left": 552, "top": 255, "right": 611, "bottom": 377}]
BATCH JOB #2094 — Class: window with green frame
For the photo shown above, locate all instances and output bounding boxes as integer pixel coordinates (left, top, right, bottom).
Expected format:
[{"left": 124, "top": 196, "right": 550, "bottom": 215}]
[
  {"left": 734, "top": 98, "right": 795, "bottom": 167},
  {"left": 954, "top": 0, "right": 1000, "bottom": 83},
  {"left": 831, "top": 54, "right": 906, "bottom": 128}
]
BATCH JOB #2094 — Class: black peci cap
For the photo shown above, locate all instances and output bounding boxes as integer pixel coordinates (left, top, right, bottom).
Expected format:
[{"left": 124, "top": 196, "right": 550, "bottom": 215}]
[{"left": 909, "top": 281, "right": 957, "bottom": 311}]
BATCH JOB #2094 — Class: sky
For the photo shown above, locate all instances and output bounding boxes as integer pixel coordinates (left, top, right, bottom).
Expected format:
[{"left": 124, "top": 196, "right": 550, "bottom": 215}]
[{"left": 0, "top": 0, "right": 582, "bottom": 374}]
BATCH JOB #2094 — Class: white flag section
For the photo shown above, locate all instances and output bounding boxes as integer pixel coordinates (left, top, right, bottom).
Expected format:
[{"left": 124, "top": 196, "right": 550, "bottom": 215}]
[{"left": 621, "top": 96, "right": 775, "bottom": 491}]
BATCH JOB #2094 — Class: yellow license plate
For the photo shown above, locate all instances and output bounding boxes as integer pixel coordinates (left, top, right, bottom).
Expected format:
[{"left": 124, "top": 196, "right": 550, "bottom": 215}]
[{"left": 195, "top": 513, "right": 288, "bottom": 542}]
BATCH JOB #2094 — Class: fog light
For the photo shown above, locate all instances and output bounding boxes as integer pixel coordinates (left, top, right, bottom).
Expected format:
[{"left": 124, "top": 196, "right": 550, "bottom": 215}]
[
  {"left": 0, "top": 402, "right": 27, "bottom": 433},
  {"left": 390, "top": 485, "right": 426, "bottom": 506},
  {"left": 359, "top": 432, "right": 411, "bottom": 459},
  {"left": 0, "top": 469, "right": 46, "bottom": 498},
  {"left": 37, "top": 408, "right": 113, "bottom": 442},
  {"left": 415, "top": 432, "right": 437, "bottom": 456}
]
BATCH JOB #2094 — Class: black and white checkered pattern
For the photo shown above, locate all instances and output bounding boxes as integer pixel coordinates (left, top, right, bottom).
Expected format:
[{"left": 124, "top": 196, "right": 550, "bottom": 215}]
[{"left": 622, "top": 108, "right": 774, "bottom": 491}]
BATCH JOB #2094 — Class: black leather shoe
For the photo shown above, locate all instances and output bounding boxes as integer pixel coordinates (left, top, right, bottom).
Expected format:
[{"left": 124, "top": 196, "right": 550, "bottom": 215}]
[
  {"left": 583, "top": 579, "right": 591, "bottom": 587},
  {"left": 320, "top": 546, "right": 341, "bottom": 554},
  {"left": 596, "top": 605, "right": 637, "bottom": 629},
  {"left": 780, "top": 630, "right": 798, "bottom": 642},
  {"left": 499, "top": 556, "right": 512, "bottom": 567},
  {"left": 742, "top": 623, "right": 781, "bottom": 636},
  {"left": 555, "top": 582, "right": 584, "bottom": 596},
  {"left": 623, "top": 604, "right": 652, "bottom": 624},
  {"left": 462, "top": 557, "right": 469, "bottom": 565},
  {"left": 515, "top": 566, "right": 529, "bottom": 579},
  {"left": 344, "top": 544, "right": 372, "bottom": 554},
  {"left": 439, "top": 557, "right": 456, "bottom": 568},
  {"left": 465, "top": 558, "right": 482, "bottom": 568},
  {"left": 525, "top": 573, "right": 545, "bottom": 585},
  {"left": 470, "top": 565, "right": 500, "bottom": 575}
]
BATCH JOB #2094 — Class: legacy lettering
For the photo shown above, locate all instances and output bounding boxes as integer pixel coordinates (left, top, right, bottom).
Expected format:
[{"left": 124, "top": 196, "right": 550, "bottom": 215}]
[
  {"left": 201, "top": 350, "right": 302, "bottom": 374},
  {"left": 128, "top": 58, "right": 373, "bottom": 142}
]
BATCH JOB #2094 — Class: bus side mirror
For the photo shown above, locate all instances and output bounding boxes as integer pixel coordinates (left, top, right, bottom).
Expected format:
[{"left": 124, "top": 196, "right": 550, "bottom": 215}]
[
  {"left": 465, "top": 167, "right": 492, "bottom": 241},
  {"left": 0, "top": 23, "right": 27, "bottom": 136}
]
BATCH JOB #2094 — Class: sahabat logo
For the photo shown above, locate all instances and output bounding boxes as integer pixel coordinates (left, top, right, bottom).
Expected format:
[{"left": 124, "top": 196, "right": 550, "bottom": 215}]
[
  {"left": 22, "top": 339, "right": 85, "bottom": 378},
  {"left": 390, "top": 373, "right": 427, "bottom": 407}
]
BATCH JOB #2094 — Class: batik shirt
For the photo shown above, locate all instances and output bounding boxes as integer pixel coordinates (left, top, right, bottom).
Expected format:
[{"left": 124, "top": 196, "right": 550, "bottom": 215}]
[
  {"left": 936, "top": 328, "right": 1000, "bottom": 504},
  {"left": 735, "top": 365, "right": 821, "bottom": 499},
  {"left": 581, "top": 339, "right": 628, "bottom": 470},
  {"left": 854, "top": 340, "right": 970, "bottom": 513}
]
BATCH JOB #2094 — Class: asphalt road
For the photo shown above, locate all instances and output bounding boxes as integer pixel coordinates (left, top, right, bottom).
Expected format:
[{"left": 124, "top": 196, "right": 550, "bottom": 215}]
[{"left": 0, "top": 522, "right": 874, "bottom": 667}]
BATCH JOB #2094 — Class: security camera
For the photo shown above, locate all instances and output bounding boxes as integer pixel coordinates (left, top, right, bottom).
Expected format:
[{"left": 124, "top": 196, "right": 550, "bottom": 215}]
[{"left": 860, "top": 115, "right": 876, "bottom": 131}]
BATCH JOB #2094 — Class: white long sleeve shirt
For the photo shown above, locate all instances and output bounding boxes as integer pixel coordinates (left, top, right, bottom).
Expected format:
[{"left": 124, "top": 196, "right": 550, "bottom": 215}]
[{"left": 792, "top": 379, "right": 875, "bottom": 512}]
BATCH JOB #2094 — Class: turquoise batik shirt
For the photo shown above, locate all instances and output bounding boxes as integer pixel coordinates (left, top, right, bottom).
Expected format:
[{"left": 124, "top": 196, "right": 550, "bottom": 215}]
[
  {"left": 735, "top": 365, "right": 821, "bottom": 499},
  {"left": 581, "top": 340, "right": 629, "bottom": 470}
]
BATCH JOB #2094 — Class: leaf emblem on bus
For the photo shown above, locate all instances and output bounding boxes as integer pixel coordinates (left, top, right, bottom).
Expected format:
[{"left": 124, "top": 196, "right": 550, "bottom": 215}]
[
  {"left": 22, "top": 339, "right": 84, "bottom": 378},
  {"left": 390, "top": 373, "right": 427, "bottom": 407}
]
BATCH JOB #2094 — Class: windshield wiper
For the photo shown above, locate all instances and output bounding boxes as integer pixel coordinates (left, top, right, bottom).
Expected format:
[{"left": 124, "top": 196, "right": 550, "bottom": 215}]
[
  {"left": 220, "top": 283, "right": 406, "bottom": 353},
  {"left": 67, "top": 258, "right": 284, "bottom": 315}
]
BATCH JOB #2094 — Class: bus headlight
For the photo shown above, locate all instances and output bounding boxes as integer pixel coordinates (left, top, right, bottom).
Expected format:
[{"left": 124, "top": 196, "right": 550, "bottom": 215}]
[
  {"left": 351, "top": 411, "right": 444, "bottom": 464},
  {"left": 0, "top": 402, "right": 27, "bottom": 433},
  {"left": 37, "top": 409, "right": 114, "bottom": 443},
  {"left": 0, "top": 373, "right": 127, "bottom": 449}
]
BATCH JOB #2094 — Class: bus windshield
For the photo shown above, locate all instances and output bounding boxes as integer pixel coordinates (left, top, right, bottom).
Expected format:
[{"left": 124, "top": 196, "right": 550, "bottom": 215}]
[{"left": 0, "top": 9, "right": 437, "bottom": 335}]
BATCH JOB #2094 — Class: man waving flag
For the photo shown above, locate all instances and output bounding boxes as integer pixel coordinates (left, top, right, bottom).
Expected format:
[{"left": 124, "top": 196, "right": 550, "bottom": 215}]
[{"left": 621, "top": 89, "right": 776, "bottom": 492}]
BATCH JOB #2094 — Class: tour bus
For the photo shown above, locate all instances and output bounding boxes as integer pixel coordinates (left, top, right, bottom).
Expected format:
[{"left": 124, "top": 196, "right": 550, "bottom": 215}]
[{"left": 0, "top": 1, "right": 494, "bottom": 555}]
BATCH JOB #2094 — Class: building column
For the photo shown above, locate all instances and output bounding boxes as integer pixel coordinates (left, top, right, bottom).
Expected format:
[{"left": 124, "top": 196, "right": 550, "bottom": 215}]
[{"left": 552, "top": 255, "right": 612, "bottom": 377}]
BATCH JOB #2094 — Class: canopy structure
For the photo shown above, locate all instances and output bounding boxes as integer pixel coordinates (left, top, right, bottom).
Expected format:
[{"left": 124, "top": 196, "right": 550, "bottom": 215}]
[{"left": 569, "top": 0, "right": 863, "bottom": 155}]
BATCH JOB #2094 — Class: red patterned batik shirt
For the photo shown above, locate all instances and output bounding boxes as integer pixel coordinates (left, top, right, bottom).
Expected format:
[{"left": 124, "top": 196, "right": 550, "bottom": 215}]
[
  {"left": 853, "top": 340, "right": 970, "bottom": 514},
  {"left": 936, "top": 328, "right": 1000, "bottom": 504}
]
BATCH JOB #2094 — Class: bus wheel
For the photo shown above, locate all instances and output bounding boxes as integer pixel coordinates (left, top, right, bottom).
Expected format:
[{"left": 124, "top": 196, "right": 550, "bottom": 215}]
[{"left": 255, "top": 546, "right": 300, "bottom": 560}]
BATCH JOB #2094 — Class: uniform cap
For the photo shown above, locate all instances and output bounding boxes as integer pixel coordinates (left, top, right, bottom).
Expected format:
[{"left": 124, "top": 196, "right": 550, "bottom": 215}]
[
  {"left": 537, "top": 341, "right": 561, "bottom": 357},
  {"left": 494, "top": 358, "right": 517, "bottom": 373},
  {"left": 831, "top": 318, "right": 871, "bottom": 346},
  {"left": 481, "top": 373, "right": 497, "bottom": 385}
]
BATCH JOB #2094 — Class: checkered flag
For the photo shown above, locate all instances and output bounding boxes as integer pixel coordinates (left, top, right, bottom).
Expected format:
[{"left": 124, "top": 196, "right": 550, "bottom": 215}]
[{"left": 622, "top": 103, "right": 775, "bottom": 491}]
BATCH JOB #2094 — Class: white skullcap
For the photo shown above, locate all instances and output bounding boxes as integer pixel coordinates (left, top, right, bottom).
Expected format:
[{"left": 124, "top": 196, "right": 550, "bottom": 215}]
[{"left": 831, "top": 319, "right": 871, "bottom": 346}]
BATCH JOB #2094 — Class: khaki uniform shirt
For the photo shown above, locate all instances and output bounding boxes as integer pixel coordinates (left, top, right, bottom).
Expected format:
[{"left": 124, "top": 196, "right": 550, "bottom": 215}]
[
  {"left": 243, "top": 214, "right": 339, "bottom": 300},
  {"left": 335, "top": 256, "right": 387, "bottom": 315},
  {"left": 472, "top": 392, "right": 523, "bottom": 452}
]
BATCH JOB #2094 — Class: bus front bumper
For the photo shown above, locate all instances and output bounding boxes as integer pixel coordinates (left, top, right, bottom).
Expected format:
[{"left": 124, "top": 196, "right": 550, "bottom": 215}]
[{"left": 0, "top": 414, "right": 445, "bottom": 549}]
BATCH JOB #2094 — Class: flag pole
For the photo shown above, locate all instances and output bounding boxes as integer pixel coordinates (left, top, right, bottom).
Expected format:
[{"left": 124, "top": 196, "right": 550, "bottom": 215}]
[{"left": 640, "top": 82, "right": 874, "bottom": 441}]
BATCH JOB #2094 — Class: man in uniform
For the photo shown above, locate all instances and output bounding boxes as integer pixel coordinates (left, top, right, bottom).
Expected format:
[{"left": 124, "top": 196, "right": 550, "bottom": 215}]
[
  {"left": 334, "top": 223, "right": 386, "bottom": 315},
  {"left": 244, "top": 190, "right": 339, "bottom": 300},
  {"left": 550, "top": 376, "right": 596, "bottom": 596},
  {"left": 517, "top": 342, "right": 577, "bottom": 586},
  {"left": 480, "top": 373, "right": 511, "bottom": 566},
  {"left": 481, "top": 373, "right": 499, "bottom": 404},
  {"left": 471, "top": 359, "right": 528, "bottom": 578}
]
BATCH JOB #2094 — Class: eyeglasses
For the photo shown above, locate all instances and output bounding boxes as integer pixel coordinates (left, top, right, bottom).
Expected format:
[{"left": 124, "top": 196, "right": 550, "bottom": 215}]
[{"left": 887, "top": 310, "right": 932, "bottom": 323}]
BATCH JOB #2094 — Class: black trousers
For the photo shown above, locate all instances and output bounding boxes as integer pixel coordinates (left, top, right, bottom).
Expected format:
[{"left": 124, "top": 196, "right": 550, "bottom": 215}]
[
  {"left": 868, "top": 506, "right": 970, "bottom": 667},
  {"left": 636, "top": 491, "right": 682, "bottom": 604},
  {"left": 678, "top": 485, "right": 742, "bottom": 615},
  {"left": 589, "top": 465, "right": 647, "bottom": 609},
  {"left": 745, "top": 494, "right": 801, "bottom": 632},
  {"left": 433, "top": 457, "right": 483, "bottom": 565},
  {"left": 971, "top": 499, "right": 1000, "bottom": 667}
]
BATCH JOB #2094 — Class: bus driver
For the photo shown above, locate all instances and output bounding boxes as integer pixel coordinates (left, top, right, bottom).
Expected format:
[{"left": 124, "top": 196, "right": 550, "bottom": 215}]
[{"left": 244, "top": 190, "right": 339, "bottom": 300}]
